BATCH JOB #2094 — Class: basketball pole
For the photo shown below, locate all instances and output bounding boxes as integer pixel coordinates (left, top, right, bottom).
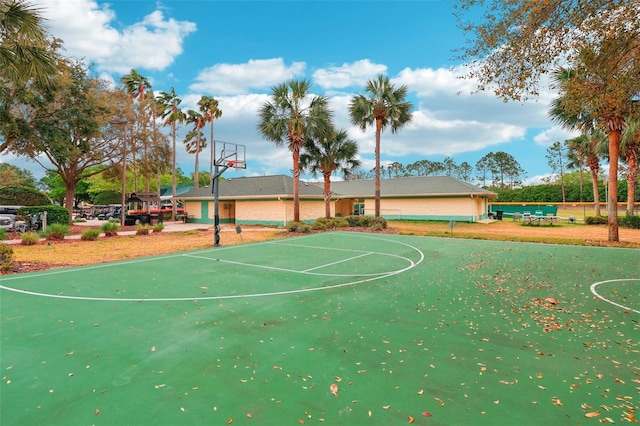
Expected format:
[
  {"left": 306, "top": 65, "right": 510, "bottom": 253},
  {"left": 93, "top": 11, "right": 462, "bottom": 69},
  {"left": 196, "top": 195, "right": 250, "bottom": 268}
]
[{"left": 212, "top": 163, "right": 229, "bottom": 247}]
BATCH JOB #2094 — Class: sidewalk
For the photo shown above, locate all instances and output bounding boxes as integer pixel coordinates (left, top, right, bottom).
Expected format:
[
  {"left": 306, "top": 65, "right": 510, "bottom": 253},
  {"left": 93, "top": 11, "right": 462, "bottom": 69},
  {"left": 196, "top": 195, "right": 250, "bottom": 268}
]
[{"left": 1, "top": 220, "right": 214, "bottom": 245}]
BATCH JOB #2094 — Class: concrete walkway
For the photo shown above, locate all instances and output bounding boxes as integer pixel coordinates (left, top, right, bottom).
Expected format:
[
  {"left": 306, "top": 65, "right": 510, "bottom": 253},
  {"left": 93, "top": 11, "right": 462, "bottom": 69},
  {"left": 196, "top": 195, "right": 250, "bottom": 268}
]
[
  {"left": 1, "top": 220, "right": 213, "bottom": 245},
  {"left": 2, "top": 220, "right": 281, "bottom": 245}
]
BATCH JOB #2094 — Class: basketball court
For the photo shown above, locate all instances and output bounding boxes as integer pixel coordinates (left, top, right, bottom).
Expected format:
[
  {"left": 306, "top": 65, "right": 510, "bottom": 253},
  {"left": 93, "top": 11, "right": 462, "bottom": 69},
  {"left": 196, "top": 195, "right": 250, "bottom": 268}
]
[{"left": 1, "top": 232, "right": 638, "bottom": 425}]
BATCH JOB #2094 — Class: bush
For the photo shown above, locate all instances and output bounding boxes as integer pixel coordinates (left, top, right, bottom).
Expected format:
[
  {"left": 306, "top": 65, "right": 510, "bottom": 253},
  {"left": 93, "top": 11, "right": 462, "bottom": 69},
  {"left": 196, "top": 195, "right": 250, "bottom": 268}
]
[
  {"left": 345, "top": 215, "right": 386, "bottom": 228},
  {"left": 136, "top": 224, "right": 151, "bottom": 235},
  {"left": 0, "top": 185, "right": 51, "bottom": 206},
  {"left": 370, "top": 216, "right": 388, "bottom": 230},
  {"left": 45, "top": 223, "right": 70, "bottom": 241},
  {"left": 585, "top": 216, "right": 608, "bottom": 225},
  {"left": 0, "top": 229, "right": 7, "bottom": 240},
  {"left": 80, "top": 229, "right": 100, "bottom": 241},
  {"left": 286, "top": 221, "right": 311, "bottom": 233},
  {"left": 311, "top": 217, "right": 351, "bottom": 230},
  {"left": 101, "top": 222, "right": 120, "bottom": 236},
  {"left": 153, "top": 222, "right": 164, "bottom": 233},
  {"left": 21, "top": 232, "right": 40, "bottom": 245},
  {"left": 0, "top": 244, "right": 14, "bottom": 271},
  {"left": 19, "top": 205, "right": 70, "bottom": 226},
  {"left": 621, "top": 214, "right": 640, "bottom": 229},
  {"left": 311, "top": 217, "right": 333, "bottom": 230}
]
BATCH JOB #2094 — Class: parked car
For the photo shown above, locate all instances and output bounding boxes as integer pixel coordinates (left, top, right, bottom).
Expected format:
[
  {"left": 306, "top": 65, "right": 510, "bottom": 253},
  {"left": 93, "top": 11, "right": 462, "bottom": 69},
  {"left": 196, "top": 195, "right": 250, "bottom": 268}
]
[{"left": 0, "top": 215, "right": 14, "bottom": 231}]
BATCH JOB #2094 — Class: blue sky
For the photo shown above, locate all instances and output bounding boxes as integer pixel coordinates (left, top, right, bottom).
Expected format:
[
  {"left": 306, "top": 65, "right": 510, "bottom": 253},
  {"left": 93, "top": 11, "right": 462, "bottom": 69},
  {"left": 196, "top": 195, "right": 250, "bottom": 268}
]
[{"left": 3, "top": 0, "right": 579, "bottom": 185}]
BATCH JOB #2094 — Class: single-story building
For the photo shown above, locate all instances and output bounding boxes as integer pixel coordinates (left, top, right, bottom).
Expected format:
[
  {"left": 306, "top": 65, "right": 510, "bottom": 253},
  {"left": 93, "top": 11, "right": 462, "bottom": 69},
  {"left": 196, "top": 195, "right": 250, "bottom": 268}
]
[{"left": 177, "top": 175, "right": 497, "bottom": 226}]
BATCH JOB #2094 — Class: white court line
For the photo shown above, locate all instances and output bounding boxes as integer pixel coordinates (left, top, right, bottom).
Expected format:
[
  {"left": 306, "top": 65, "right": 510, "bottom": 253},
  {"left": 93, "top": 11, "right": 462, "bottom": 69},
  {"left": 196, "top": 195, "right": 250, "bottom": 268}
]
[
  {"left": 589, "top": 279, "right": 639, "bottom": 314},
  {"left": 303, "top": 252, "right": 373, "bottom": 272},
  {"left": 184, "top": 247, "right": 413, "bottom": 277},
  {"left": 268, "top": 240, "right": 414, "bottom": 262},
  {"left": 0, "top": 234, "right": 424, "bottom": 302}
]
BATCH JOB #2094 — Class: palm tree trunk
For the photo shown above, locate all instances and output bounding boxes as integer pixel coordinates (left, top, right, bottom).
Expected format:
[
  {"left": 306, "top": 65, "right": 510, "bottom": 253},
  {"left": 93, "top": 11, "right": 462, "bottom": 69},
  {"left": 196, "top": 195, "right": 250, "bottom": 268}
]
[
  {"left": 293, "top": 148, "right": 300, "bottom": 222},
  {"left": 590, "top": 168, "right": 601, "bottom": 217},
  {"left": 323, "top": 172, "right": 332, "bottom": 218},
  {"left": 627, "top": 154, "right": 637, "bottom": 215},
  {"left": 131, "top": 142, "right": 138, "bottom": 193},
  {"left": 171, "top": 121, "right": 177, "bottom": 222},
  {"left": 375, "top": 119, "right": 382, "bottom": 217},
  {"left": 194, "top": 140, "right": 200, "bottom": 189},
  {"left": 607, "top": 128, "right": 621, "bottom": 242}
]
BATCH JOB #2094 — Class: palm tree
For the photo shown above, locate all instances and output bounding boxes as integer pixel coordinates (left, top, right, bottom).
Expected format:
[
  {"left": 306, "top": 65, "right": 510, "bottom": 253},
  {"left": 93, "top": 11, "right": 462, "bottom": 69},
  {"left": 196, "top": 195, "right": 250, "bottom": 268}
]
[
  {"left": 145, "top": 91, "right": 165, "bottom": 194},
  {"left": 258, "top": 79, "right": 331, "bottom": 222},
  {"left": 157, "top": 87, "right": 186, "bottom": 220},
  {"left": 566, "top": 131, "right": 607, "bottom": 216},
  {"left": 120, "top": 69, "right": 150, "bottom": 99},
  {"left": 549, "top": 68, "right": 608, "bottom": 216},
  {"left": 0, "top": 0, "right": 59, "bottom": 154},
  {"left": 621, "top": 119, "right": 640, "bottom": 216},
  {"left": 0, "top": 0, "right": 58, "bottom": 88},
  {"left": 120, "top": 69, "right": 152, "bottom": 192},
  {"left": 185, "top": 110, "right": 206, "bottom": 189},
  {"left": 349, "top": 75, "right": 413, "bottom": 217},
  {"left": 300, "top": 129, "right": 360, "bottom": 218},
  {"left": 197, "top": 96, "right": 222, "bottom": 176}
]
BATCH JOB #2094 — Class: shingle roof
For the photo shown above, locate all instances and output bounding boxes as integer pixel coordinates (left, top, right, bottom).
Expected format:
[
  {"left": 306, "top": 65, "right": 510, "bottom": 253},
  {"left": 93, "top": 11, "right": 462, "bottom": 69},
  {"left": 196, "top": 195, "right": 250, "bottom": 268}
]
[
  {"left": 178, "top": 175, "right": 325, "bottom": 200},
  {"left": 331, "top": 176, "right": 497, "bottom": 198},
  {"left": 177, "top": 174, "right": 496, "bottom": 200}
]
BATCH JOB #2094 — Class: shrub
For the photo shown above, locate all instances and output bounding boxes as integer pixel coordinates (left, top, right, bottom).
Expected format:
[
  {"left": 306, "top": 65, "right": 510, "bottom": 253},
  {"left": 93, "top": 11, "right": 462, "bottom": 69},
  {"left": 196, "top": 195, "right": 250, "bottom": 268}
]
[
  {"left": 19, "top": 205, "right": 70, "bottom": 226},
  {"left": 585, "top": 216, "right": 608, "bottom": 225},
  {"left": 0, "top": 185, "right": 51, "bottom": 206},
  {"left": 136, "top": 224, "right": 151, "bottom": 235},
  {"left": 80, "top": 229, "right": 100, "bottom": 241},
  {"left": 370, "top": 216, "right": 388, "bottom": 230},
  {"left": 0, "top": 244, "right": 14, "bottom": 271},
  {"left": 335, "top": 219, "right": 350, "bottom": 228},
  {"left": 621, "top": 214, "right": 640, "bottom": 229},
  {"left": 21, "top": 232, "right": 40, "bottom": 245},
  {"left": 287, "top": 221, "right": 302, "bottom": 232},
  {"left": 101, "top": 222, "right": 120, "bottom": 236},
  {"left": 311, "top": 217, "right": 352, "bottom": 230},
  {"left": 311, "top": 217, "right": 333, "bottom": 230},
  {"left": 153, "top": 222, "right": 164, "bottom": 233},
  {"left": 45, "top": 223, "right": 70, "bottom": 241},
  {"left": 286, "top": 221, "right": 311, "bottom": 233},
  {"left": 0, "top": 229, "right": 7, "bottom": 240},
  {"left": 345, "top": 215, "right": 386, "bottom": 228}
]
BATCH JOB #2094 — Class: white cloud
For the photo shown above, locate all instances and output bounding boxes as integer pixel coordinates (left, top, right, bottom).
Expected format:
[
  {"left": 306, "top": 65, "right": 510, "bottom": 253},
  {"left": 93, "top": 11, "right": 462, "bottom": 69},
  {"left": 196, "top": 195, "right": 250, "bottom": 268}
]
[
  {"left": 313, "top": 59, "right": 387, "bottom": 90},
  {"left": 36, "top": 0, "right": 196, "bottom": 74},
  {"left": 533, "top": 126, "right": 580, "bottom": 147},
  {"left": 189, "top": 59, "right": 306, "bottom": 95}
]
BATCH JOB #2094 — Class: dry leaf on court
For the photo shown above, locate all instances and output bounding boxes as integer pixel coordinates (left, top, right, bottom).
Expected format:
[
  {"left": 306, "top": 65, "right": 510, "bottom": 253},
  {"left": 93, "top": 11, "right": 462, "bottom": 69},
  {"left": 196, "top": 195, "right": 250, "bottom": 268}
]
[{"left": 330, "top": 383, "right": 339, "bottom": 396}]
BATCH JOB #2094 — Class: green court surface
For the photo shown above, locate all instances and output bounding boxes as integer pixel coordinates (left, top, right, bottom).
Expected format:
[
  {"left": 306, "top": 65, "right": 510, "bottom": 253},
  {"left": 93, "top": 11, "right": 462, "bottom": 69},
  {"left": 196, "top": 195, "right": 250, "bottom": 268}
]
[{"left": 1, "top": 232, "right": 638, "bottom": 425}]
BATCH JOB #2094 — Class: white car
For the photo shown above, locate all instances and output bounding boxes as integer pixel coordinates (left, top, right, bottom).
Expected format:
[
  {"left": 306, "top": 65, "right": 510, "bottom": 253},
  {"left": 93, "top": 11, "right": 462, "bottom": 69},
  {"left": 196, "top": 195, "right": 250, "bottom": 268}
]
[{"left": 0, "top": 215, "right": 14, "bottom": 231}]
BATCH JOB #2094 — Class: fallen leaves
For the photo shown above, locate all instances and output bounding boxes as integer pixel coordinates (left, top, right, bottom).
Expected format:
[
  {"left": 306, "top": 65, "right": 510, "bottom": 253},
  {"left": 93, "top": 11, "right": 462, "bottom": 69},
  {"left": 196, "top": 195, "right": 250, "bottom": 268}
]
[{"left": 329, "top": 383, "right": 339, "bottom": 397}]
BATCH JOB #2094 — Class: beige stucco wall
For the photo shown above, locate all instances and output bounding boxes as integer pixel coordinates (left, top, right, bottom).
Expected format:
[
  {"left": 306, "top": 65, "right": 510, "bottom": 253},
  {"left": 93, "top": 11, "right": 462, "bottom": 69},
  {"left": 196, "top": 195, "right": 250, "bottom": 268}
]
[
  {"left": 235, "top": 199, "right": 328, "bottom": 225},
  {"left": 184, "top": 201, "right": 202, "bottom": 219},
  {"left": 185, "top": 195, "right": 490, "bottom": 225},
  {"left": 363, "top": 196, "right": 486, "bottom": 221}
]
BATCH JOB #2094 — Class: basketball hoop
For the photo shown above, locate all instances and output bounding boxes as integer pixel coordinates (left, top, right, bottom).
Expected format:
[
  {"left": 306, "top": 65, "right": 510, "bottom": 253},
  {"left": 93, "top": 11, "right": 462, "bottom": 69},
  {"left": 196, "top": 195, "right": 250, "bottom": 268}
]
[{"left": 227, "top": 160, "right": 245, "bottom": 170}]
